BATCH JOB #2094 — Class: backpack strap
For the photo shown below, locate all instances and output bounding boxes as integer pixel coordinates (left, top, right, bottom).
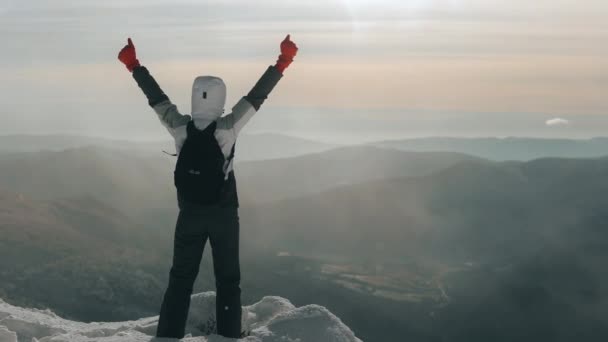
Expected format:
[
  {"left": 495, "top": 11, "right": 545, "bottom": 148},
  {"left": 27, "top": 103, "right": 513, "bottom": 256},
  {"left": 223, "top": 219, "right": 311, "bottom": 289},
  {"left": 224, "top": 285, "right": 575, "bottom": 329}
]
[
  {"left": 223, "top": 143, "right": 236, "bottom": 179},
  {"left": 186, "top": 120, "right": 196, "bottom": 136},
  {"left": 227, "top": 143, "right": 236, "bottom": 164}
]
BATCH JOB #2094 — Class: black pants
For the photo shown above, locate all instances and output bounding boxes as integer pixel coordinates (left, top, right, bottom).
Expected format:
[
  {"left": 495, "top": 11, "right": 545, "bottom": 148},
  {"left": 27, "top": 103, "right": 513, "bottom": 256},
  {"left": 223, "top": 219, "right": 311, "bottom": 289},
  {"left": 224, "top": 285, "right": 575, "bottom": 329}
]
[{"left": 156, "top": 199, "right": 241, "bottom": 338}]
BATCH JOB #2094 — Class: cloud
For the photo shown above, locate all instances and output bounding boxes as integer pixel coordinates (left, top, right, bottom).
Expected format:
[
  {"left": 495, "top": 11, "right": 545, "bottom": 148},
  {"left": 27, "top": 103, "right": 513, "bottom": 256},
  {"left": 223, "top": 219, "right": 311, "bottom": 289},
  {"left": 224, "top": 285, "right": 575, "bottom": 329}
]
[{"left": 546, "top": 118, "right": 570, "bottom": 126}]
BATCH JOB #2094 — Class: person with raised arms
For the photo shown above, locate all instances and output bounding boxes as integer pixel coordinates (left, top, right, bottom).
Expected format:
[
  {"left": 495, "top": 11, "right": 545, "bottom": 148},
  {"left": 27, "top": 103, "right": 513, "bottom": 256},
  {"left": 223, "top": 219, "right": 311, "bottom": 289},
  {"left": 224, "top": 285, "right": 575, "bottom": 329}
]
[{"left": 117, "top": 34, "right": 298, "bottom": 339}]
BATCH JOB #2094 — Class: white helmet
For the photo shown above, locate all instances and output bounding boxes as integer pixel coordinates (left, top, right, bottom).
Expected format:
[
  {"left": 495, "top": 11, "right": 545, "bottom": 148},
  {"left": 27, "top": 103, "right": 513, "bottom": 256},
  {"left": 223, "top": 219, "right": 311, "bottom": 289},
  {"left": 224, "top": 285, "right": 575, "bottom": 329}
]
[{"left": 191, "top": 76, "right": 226, "bottom": 126}]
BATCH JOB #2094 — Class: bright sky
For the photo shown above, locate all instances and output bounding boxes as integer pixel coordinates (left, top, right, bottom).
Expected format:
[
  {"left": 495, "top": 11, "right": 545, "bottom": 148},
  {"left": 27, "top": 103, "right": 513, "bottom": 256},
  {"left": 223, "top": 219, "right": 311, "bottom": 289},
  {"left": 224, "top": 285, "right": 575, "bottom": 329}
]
[{"left": 1, "top": 0, "right": 607, "bottom": 142}]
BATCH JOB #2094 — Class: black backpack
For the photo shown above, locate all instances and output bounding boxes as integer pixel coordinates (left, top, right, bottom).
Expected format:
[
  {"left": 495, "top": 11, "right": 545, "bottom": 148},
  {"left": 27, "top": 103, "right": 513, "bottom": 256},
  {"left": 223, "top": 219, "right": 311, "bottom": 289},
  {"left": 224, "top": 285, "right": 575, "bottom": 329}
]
[{"left": 174, "top": 120, "right": 235, "bottom": 205}]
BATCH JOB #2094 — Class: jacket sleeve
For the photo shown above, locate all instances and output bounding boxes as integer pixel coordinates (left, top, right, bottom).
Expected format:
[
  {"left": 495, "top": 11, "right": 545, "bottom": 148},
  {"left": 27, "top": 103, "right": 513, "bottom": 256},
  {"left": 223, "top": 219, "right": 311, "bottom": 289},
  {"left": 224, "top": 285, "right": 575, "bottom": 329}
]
[
  {"left": 132, "top": 66, "right": 190, "bottom": 134},
  {"left": 244, "top": 65, "right": 283, "bottom": 111},
  {"left": 219, "top": 65, "right": 283, "bottom": 136}
]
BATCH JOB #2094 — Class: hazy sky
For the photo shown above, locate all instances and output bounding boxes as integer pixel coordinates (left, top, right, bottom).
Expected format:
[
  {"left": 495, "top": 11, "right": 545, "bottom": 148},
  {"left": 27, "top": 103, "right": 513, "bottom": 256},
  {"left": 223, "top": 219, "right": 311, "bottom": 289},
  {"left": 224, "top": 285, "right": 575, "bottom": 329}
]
[{"left": 1, "top": 0, "right": 607, "bottom": 142}]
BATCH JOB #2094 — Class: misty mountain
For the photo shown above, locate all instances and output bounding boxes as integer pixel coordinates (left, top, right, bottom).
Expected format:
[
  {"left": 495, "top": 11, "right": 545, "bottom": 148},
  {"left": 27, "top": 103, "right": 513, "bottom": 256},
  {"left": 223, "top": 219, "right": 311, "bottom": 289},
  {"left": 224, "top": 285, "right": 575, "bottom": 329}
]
[
  {"left": 0, "top": 133, "right": 336, "bottom": 161},
  {"left": 241, "top": 157, "right": 608, "bottom": 341},
  {"left": 375, "top": 136, "right": 608, "bottom": 161},
  {"left": 236, "top": 133, "right": 338, "bottom": 161},
  {"left": 237, "top": 146, "right": 480, "bottom": 203},
  {"left": 0, "top": 134, "right": 167, "bottom": 156},
  {"left": 12, "top": 134, "right": 608, "bottom": 163},
  {"left": 2, "top": 145, "right": 608, "bottom": 341},
  {"left": 244, "top": 156, "right": 608, "bottom": 262},
  {"left": 0, "top": 187, "right": 407, "bottom": 341},
  {"left": 0, "top": 147, "right": 176, "bottom": 222},
  {"left": 0, "top": 145, "right": 477, "bottom": 216},
  {"left": 0, "top": 191, "right": 170, "bottom": 320}
]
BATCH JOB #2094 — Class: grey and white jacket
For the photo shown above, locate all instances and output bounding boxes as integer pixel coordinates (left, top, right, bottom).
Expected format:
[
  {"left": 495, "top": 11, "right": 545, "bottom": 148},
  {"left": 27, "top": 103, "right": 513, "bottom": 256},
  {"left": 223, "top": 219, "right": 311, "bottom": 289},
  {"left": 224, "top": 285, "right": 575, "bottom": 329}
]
[{"left": 132, "top": 65, "right": 283, "bottom": 206}]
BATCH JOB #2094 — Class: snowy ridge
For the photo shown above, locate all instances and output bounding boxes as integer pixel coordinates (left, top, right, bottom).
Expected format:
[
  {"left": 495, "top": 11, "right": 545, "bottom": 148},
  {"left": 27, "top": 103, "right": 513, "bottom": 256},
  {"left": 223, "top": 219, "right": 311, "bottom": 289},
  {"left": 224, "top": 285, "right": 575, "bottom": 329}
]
[{"left": 0, "top": 292, "right": 362, "bottom": 342}]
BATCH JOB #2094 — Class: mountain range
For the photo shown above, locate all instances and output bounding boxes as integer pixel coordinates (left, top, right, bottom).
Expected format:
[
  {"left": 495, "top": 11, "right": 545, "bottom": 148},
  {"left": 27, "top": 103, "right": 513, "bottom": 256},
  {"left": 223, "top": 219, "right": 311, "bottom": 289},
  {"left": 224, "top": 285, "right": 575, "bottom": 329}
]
[
  {"left": 0, "top": 133, "right": 337, "bottom": 161},
  {"left": 375, "top": 136, "right": 608, "bottom": 160},
  {"left": 4, "top": 134, "right": 608, "bottom": 161},
  {"left": 1, "top": 135, "right": 608, "bottom": 341}
]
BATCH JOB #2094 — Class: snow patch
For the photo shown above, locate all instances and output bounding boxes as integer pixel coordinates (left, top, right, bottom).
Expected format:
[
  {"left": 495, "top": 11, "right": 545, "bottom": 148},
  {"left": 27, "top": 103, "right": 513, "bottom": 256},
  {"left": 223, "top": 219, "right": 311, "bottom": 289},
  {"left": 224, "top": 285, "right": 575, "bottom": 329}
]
[
  {"left": 0, "top": 325, "right": 17, "bottom": 342},
  {"left": 0, "top": 292, "right": 361, "bottom": 342}
]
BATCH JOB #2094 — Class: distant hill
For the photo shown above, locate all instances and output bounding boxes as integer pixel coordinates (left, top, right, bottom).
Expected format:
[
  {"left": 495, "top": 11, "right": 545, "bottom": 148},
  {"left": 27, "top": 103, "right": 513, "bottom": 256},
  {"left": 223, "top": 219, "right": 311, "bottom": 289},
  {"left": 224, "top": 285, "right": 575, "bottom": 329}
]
[
  {"left": 2, "top": 144, "right": 605, "bottom": 263},
  {"left": 5, "top": 134, "right": 608, "bottom": 162},
  {"left": 0, "top": 134, "right": 165, "bottom": 155},
  {"left": 237, "top": 146, "right": 480, "bottom": 203},
  {"left": 241, "top": 157, "right": 608, "bottom": 341},
  {"left": 243, "top": 156, "right": 608, "bottom": 262},
  {"left": 0, "top": 147, "right": 176, "bottom": 221},
  {"left": 375, "top": 137, "right": 608, "bottom": 161},
  {"left": 236, "top": 133, "right": 338, "bottom": 161},
  {"left": 0, "top": 191, "right": 170, "bottom": 320},
  {"left": 2, "top": 147, "right": 608, "bottom": 341},
  {"left": 0, "top": 133, "right": 337, "bottom": 161},
  {"left": 0, "top": 145, "right": 477, "bottom": 215}
]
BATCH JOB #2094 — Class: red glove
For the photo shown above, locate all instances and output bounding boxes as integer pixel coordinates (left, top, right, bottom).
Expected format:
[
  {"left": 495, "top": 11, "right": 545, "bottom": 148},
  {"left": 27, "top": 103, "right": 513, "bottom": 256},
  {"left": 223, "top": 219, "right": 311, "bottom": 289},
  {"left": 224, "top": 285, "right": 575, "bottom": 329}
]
[
  {"left": 275, "top": 34, "right": 298, "bottom": 74},
  {"left": 117, "top": 38, "right": 141, "bottom": 72}
]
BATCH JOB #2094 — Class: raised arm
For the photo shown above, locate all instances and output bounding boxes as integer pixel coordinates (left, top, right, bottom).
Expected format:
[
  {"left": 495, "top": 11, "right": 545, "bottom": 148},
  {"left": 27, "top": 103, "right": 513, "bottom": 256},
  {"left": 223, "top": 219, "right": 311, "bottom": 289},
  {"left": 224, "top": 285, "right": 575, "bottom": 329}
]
[
  {"left": 117, "top": 38, "right": 189, "bottom": 134},
  {"left": 224, "top": 35, "right": 298, "bottom": 135}
]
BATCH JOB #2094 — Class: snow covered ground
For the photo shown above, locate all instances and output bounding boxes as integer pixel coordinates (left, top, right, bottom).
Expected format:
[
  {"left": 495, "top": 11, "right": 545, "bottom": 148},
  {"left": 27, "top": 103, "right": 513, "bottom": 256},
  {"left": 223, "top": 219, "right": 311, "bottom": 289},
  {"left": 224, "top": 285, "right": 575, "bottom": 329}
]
[{"left": 0, "top": 292, "right": 362, "bottom": 342}]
